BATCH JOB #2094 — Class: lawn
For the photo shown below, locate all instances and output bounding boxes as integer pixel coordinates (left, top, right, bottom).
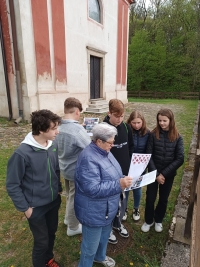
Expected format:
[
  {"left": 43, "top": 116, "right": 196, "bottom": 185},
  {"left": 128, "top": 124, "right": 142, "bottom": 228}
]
[{"left": 0, "top": 99, "right": 198, "bottom": 267}]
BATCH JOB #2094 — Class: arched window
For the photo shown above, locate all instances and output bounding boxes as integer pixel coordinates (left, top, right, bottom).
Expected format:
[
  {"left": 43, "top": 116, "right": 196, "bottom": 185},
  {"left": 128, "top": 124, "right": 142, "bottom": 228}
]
[{"left": 88, "top": 0, "right": 101, "bottom": 24}]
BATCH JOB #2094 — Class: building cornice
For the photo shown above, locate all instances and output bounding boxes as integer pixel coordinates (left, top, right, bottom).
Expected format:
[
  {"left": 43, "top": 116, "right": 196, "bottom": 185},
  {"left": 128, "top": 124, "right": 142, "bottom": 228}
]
[{"left": 86, "top": 46, "right": 107, "bottom": 55}]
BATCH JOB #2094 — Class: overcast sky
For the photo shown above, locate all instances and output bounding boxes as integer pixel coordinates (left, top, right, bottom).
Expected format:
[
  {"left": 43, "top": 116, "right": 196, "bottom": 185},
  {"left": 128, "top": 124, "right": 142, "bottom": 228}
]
[{"left": 146, "top": 0, "right": 150, "bottom": 7}]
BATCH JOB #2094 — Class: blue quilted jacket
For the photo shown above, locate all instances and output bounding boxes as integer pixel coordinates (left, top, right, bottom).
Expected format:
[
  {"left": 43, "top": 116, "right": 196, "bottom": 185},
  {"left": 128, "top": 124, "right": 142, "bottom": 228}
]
[
  {"left": 74, "top": 142, "right": 123, "bottom": 227},
  {"left": 132, "top": 129, "right": 150, "bottom": 153}
]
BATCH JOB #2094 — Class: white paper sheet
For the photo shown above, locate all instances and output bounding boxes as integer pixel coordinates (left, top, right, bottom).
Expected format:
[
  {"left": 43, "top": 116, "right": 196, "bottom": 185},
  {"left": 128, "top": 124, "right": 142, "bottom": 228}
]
[
  {"left": 128, "top": 153, "right": 151, "bottom": 178},
  {"left": 124, "top": 153, "right": 157, "bottom": 191},
  {"left": 125, "top": 170, "right": 157, "bottom": 190}
]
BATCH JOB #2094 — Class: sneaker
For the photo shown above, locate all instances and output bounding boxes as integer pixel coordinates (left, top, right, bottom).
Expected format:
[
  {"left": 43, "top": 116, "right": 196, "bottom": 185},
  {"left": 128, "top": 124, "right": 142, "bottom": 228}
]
[
  {"left": 132, "top": 208, "right": 140, "bottom": 221},
  {"left": 67, "top": 224, "right": 82, "bottom": 236},
  {"left": 122, "top": 210, "right": 128, "bottom": 221},
  {"left": 114, "top": 224, "right": 129, "bottom": 238},
  {"left": 108, "top": 230, "right": 118, "bottom": 244},
  {"left": 46, "top": 258, "right": 63, "bottom": 267},
  {"left": 141, "top": 222, "right": 154, "bottom": 232},
  {"left": 64, "top": 219, "right": 68, "bottom": 225},
  {"left": 155, "top": 222, "right": 163, "bottom": 232},
  {"left": 94, "top": 256, "right": 116, "bottom": 267}
]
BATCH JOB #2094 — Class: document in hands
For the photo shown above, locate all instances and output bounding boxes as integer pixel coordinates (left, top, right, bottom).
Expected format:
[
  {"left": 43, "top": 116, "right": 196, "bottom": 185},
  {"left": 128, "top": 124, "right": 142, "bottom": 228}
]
[
  {"left": 124, "top": 153, "right": 157, "bottom": 191},
  {"left": 83, "top": 117, "right": 99, "bottom": 136}
]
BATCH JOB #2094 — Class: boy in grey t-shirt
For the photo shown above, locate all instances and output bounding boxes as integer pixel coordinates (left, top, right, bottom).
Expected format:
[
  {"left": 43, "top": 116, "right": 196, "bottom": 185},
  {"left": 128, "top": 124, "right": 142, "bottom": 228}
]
[{"left": 55, "top": 97, "right": 91, "bottom": 236}]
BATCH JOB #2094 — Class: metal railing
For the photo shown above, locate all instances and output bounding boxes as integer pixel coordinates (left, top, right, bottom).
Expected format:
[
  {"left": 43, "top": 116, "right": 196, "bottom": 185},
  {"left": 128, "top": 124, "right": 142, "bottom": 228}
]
[{"left": 128, "top": 91, "right": 200, "bottom": 100}]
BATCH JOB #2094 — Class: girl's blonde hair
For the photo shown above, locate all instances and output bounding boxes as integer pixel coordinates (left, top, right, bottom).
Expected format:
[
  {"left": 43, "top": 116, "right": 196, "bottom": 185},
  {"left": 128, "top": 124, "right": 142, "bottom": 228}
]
[{"left": 127, "top": 110, "right": 148, "bottom": 136}]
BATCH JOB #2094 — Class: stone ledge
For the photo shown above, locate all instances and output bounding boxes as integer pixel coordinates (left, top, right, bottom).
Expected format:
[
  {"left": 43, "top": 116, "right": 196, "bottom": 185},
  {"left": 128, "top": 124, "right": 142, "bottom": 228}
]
[{"left": 173, "top": 217, "right": 190, "bottom": 245}]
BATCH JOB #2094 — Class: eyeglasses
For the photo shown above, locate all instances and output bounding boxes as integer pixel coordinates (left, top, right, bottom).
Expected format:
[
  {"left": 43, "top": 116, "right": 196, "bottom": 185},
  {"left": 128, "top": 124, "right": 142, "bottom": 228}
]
[{"left": 100, "top": 139, "right": 115, "bottom": 145}]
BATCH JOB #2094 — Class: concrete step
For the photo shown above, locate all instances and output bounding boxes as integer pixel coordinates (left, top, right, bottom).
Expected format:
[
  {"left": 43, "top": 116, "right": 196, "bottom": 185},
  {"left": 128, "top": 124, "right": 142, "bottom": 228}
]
[
  {"left": 85, "top": 98, "right": 108, "bottom": 113},
  {"left": 85, "top": 107, "right": 109, "bottom": 113},
  {"left": 88, "top": 103, "right": 108, "bottom": 108}
]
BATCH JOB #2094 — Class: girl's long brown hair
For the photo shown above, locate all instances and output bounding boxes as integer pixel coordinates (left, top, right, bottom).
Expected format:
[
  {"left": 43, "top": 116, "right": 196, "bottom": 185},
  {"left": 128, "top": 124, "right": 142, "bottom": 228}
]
[
  {"left": 127, "top": 110, "right": 148, "bottom": 136},
  {"left": 152, "top": 109, "right": 179, "bottom": 142}
]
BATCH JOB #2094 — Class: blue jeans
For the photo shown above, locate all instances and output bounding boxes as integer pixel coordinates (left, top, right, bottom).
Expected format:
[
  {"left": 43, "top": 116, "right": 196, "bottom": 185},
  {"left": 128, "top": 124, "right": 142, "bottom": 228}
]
[
  {"left": 78, "top": 224, "right": 112, "bottom": 267},
  {"left": 125, "top": 187, "right": 142, "bottom": 209}
]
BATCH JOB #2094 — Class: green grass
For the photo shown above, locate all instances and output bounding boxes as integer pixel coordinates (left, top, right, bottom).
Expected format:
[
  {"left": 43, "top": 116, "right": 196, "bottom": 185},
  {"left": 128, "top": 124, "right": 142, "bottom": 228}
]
[
  {"left": 0, "top": 117, "right": 28, "bottom": 126},
  {"left": 0, "top": 99, "right": 198, "bottom": 267}
]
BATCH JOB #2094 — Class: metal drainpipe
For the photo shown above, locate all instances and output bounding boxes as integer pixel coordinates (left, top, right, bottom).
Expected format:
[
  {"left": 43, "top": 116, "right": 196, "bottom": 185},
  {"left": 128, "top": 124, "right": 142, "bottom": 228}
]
[
  {"left": 9, "top": 0, "right": 23, "bottom": 123},
  {"left": 0, "top": 18, "right": 13, "bottom": 121}
]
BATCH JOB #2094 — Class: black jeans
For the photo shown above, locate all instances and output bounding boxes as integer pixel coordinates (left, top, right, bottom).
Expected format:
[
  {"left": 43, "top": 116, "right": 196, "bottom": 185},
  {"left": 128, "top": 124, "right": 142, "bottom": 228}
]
[
  {"left": 27, "top": 195, "right": 61, "bottom": 267},
  {"left": 144, "top": 177, "right": 175, "bottom": 224}
]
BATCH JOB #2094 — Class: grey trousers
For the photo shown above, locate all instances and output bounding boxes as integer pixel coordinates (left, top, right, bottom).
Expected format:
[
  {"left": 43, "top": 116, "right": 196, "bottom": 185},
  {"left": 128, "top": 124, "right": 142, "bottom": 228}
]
[{"left": 64, "top": 179, "right": 80, "bottom": 230}]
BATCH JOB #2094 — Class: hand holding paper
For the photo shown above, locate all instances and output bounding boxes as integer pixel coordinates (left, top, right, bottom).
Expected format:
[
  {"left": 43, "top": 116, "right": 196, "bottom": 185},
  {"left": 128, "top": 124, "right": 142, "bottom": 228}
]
[{"left": 120, "top": 176, "right": 133, "bottom": 189}]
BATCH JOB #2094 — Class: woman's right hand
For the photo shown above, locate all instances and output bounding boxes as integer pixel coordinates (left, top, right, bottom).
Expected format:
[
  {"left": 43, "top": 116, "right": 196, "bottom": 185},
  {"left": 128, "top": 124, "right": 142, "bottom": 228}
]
[{"left": 120, "top": 176, "right": 133, "bottom": 189}]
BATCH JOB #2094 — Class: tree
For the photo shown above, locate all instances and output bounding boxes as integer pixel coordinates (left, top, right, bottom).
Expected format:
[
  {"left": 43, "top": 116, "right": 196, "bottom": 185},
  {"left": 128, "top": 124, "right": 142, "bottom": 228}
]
[{"left": 128, "top": 0, "right": 200, "bottom": 92}]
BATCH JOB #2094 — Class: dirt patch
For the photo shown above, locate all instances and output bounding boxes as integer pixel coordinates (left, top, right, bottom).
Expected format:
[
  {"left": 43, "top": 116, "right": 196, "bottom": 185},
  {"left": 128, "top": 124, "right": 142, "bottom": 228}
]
[
  {"left": 106, "top": 224, "right": 134, "bottom": 255},
  {"left": 0, "top": 102, "right": 184, "bottom": 149}
]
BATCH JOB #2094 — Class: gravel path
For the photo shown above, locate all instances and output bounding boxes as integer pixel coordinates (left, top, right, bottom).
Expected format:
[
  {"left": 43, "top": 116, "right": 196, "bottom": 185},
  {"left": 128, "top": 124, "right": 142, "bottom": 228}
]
[{"left": 0, "top": 102, "right": 184, "bottom": 149}]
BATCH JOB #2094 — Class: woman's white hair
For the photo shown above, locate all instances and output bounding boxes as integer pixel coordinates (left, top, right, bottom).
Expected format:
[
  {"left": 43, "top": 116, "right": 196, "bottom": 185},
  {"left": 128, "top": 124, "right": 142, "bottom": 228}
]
[{"left": 92, "top": 122, "right": 117, "bottom": 141}]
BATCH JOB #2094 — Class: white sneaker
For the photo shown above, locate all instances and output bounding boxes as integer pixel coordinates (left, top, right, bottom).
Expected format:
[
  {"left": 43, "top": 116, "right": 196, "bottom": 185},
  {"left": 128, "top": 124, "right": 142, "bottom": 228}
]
[
  {"left": 64, "top": 219, "right": 68, "bottom": 225},
  {"left": 141, "top": 222, "right": 154, "bottom": 232},
  {"left": 155, "top": 222, "right": 163, "bottom": 232},
  {"left": 122, "top": 209, "right": 128, "bottom": 221},
  {"left": 114, "top": 224, "right": 129, "bottom": 238},
  {"left": 94, "top": 256, "right": 116, "bottom": 267},
  {"left": 108, "top": 230, "right": 118, "bottom": 244},
  {"left": 67, "top": 224, "right": 82, "bottom": 236},
  {"left": 132, "top": 209, "right": 140, "bottom": 221},
  {"left": 122, "top": 211, "right": 127, "bottom": 221}
]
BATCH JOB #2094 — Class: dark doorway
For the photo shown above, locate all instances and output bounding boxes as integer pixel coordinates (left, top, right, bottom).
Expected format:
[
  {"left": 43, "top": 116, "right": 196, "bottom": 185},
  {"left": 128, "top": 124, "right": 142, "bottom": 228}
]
[{"left": 90, "top": 55, "right": 100, "bottom": 99}]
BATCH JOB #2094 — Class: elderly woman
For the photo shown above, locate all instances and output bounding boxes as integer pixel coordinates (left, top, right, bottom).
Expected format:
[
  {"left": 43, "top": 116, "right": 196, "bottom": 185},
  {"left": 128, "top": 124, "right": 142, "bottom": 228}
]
[{"left": 74, "top": 122, "right": 132, "bottom": 267}]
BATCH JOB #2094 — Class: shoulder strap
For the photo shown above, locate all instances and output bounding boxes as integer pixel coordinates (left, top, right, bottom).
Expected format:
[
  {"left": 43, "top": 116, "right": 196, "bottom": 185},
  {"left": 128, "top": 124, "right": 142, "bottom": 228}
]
[{"left": 123, "top": 122, "right": 128, "bottom": 134}]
